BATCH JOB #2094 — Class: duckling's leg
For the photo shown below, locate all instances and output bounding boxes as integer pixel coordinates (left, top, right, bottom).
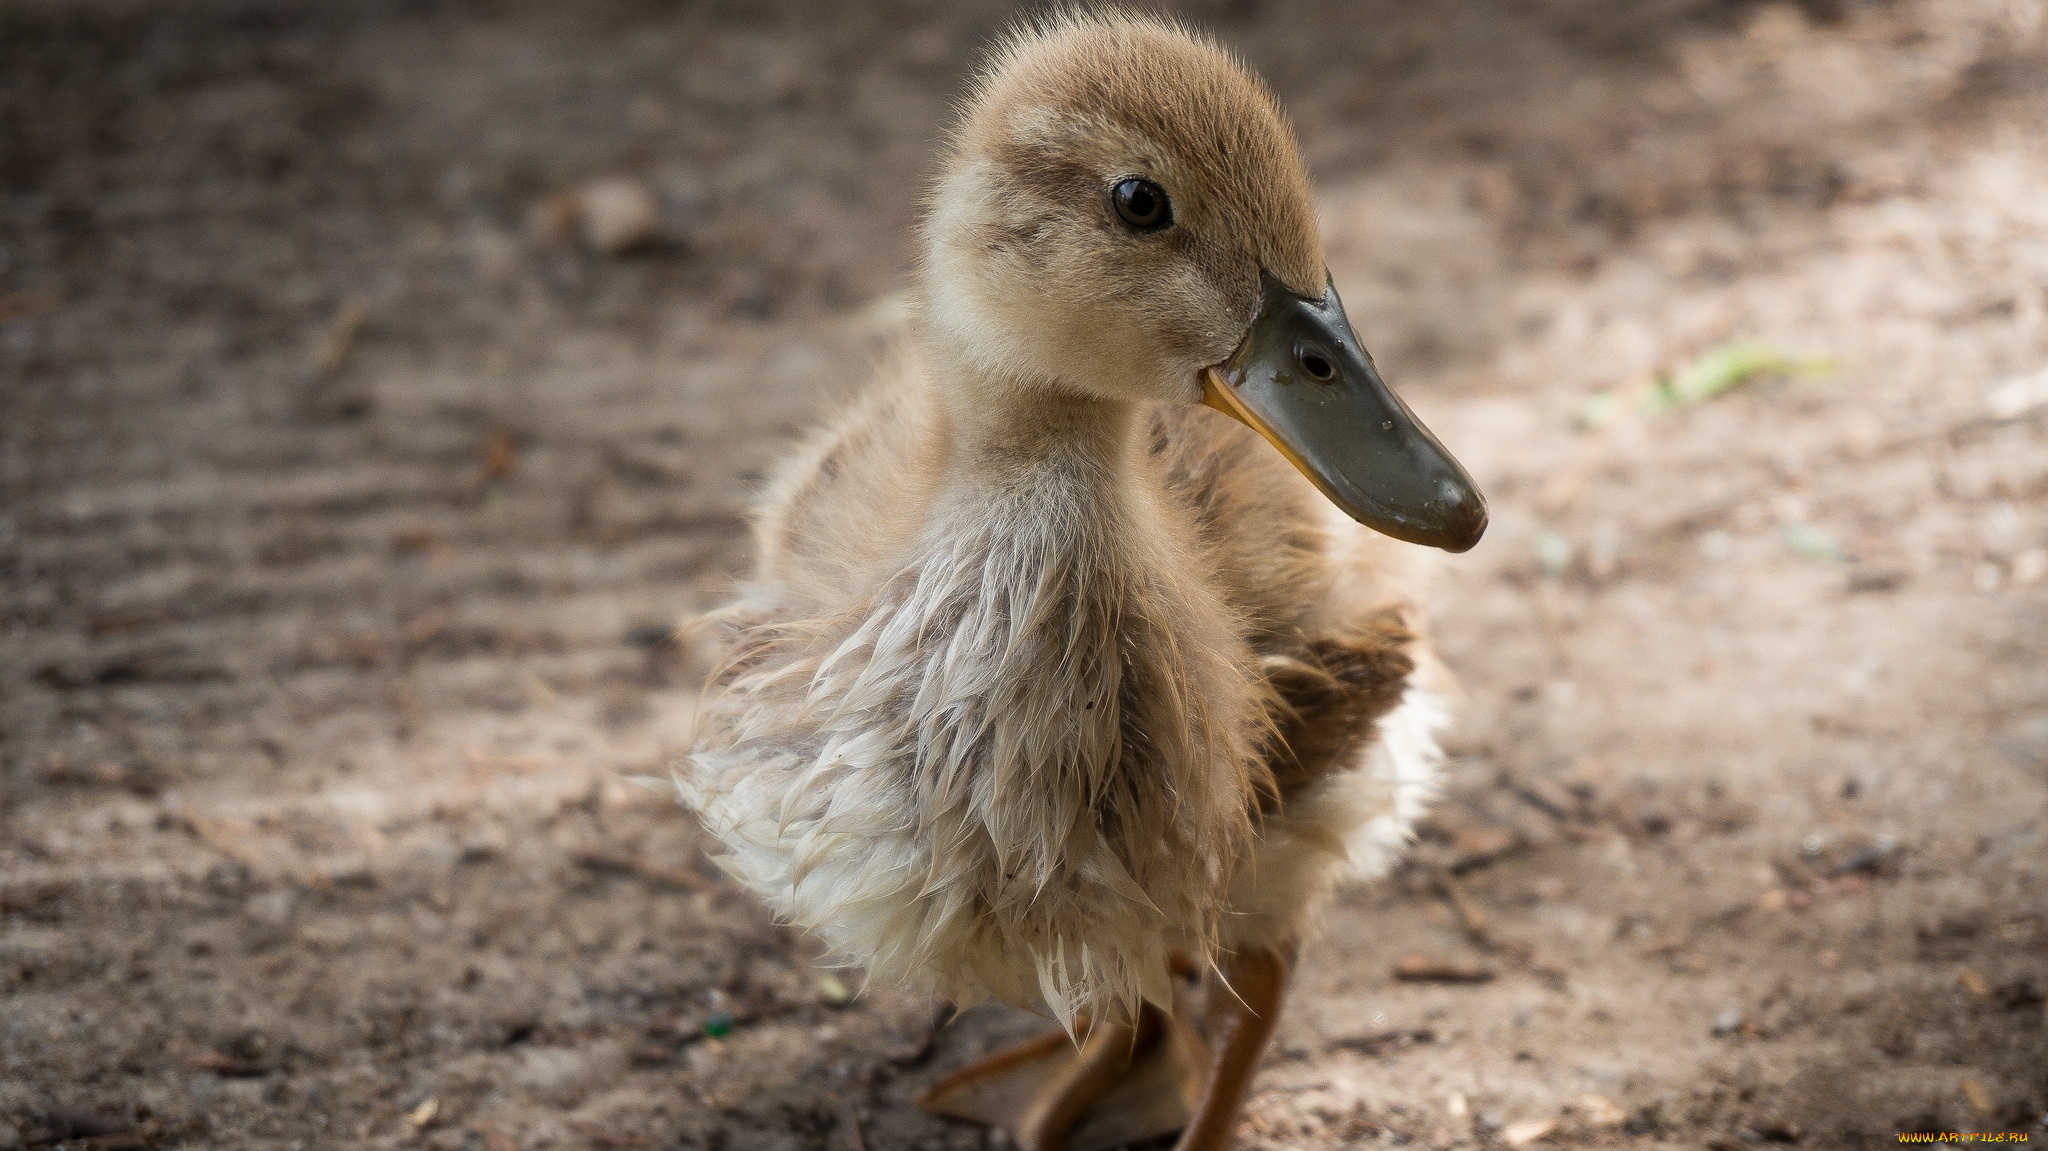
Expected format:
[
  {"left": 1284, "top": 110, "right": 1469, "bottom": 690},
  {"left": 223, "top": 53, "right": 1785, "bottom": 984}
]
[
  {"left": 1172, "top": 941, "right": 1297, "bottom": 1151},
  {"left": 918, "top": 1001, "right": 1193, "bottom": 1151}
]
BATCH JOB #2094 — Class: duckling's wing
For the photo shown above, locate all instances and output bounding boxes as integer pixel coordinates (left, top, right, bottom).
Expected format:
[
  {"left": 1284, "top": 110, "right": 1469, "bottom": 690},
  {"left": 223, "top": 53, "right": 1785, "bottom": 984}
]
[
  {"left": 1151, "top": 404, "right": 1448, "bottom": 942},
  {"left": 1146, "top": 404, "right": 1336, "bottom": 649},
  {"left": 1148, "top": 404, "right": 1436, "bottom": 652}
]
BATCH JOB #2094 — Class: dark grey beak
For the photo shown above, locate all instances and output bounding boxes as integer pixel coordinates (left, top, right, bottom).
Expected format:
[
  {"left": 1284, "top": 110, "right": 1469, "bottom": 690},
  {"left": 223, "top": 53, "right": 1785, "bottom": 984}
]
[{"left": 1202, "top": 272, "right": 1487, "bottom": 553}]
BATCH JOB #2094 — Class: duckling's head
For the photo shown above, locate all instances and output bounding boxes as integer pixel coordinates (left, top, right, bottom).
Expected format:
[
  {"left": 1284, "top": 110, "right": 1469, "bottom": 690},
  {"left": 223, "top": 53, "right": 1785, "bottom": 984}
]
[{"left": 922, "top": 11, "right": 1486, "bottom": 552}]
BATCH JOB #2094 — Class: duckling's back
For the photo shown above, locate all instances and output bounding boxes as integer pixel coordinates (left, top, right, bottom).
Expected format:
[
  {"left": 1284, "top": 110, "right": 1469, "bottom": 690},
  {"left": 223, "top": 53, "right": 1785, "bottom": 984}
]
[{"left": 746, "top": 362, "right": 943, "bottom": 615}]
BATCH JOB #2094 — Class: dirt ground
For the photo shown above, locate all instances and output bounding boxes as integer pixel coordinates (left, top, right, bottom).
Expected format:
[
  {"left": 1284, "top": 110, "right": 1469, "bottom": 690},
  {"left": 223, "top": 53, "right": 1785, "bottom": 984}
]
[{"left": 3, "top": 1, "right": 2046, "bottom": 1148}]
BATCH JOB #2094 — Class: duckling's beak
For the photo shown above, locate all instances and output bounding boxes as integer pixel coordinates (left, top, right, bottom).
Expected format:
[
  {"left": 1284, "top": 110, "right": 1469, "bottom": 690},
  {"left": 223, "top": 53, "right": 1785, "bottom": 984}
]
[{"left": 1202, "top": 272, "right": 1487, "bottom": 553}]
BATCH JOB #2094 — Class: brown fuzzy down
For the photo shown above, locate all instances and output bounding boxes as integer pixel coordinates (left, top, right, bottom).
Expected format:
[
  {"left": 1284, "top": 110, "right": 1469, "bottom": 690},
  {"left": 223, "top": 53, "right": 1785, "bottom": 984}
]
[
  {"left": 681, "top": 387, "right": 1268, "bottom": 1025},
  {"left": 1145, "top": 405, "right": 1335, "bottom": 645},
  {"left": 678, "top": 9, "right": 1449, "bottom": 1027},
  {"left": 1257, "top": 610, "right": 1419, "bottom": 806},
  {"left": 961, "top": 11, "right": 1324, "bottom": 298},
  {"left": 917, "top": 11, "right": 1331, "bottom": 406}
]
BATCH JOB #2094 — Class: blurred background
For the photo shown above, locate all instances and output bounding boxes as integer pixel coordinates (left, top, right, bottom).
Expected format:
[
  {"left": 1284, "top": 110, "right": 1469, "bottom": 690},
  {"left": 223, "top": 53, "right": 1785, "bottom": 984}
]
[{"left": 2, "top": 1, "right": 2045, "bottom": 1148}]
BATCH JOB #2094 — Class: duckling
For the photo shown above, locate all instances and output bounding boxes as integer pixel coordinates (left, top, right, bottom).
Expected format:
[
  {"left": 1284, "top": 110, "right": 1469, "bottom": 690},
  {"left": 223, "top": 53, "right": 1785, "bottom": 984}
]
[{"left": 675, "top": 12, "right": 1485, "bottom": 1150}]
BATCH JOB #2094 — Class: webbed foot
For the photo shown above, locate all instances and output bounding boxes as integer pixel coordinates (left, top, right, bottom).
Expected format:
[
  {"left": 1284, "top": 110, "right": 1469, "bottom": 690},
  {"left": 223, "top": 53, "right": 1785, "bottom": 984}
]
[
  {"left": 916, "top": 945, "right": 1296, "bottom": 1151},
  {"left": 917, "top": 995, "right": 1200, "bottom": 1151}
]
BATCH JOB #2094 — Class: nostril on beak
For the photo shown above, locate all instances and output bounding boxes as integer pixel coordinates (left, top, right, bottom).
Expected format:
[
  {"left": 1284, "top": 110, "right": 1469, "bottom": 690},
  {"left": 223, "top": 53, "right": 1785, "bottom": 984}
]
[{"left": 1298, "top": 350, "right": 1336, "bottom": 382}]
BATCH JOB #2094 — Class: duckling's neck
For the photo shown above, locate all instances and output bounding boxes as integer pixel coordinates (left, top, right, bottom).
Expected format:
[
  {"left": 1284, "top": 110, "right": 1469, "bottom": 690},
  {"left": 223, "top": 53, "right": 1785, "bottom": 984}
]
[{"left": 928, "top": 358, "right": 1149, "bottom": 516}]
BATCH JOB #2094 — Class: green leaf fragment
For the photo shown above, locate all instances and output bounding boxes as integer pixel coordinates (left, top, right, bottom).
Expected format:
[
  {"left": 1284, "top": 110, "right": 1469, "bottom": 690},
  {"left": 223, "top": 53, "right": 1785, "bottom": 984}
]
[
  {"left": 1574, "top": 342, "right": 1832, "bottom": 433},
  {"left": 1780, "top": 522, "right": 1844, "bottom": 562},
  {"left": 1655, "top": 340, "right": 1834, "bottom": 410},
  {"left": 1578, "top": 391, "right": 1624, "bottom": 429}
]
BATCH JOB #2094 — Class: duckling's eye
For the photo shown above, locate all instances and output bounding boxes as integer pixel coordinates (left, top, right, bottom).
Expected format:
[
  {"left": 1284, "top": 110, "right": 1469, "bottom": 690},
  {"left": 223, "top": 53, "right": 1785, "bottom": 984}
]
[{"left": 1111, "top": 178, "right": 1172, "bottom": 231}]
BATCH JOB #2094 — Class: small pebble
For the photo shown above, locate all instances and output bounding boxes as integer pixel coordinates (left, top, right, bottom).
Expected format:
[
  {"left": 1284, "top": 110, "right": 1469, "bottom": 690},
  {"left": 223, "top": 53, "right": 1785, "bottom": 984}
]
[
  {"left": 1395, "top": 953, "right": 1495, "bottom": 983},
  {"left": 538, "top": 178, "right": 664, "bottom": 255},
  {"left": 406, "top": 1097, "right": 439, "bottom": 1130},
  {"left": 1575, "top": 1095, "right": 1627, "bottom": 1128},
  {"left": 1500, "top": 1117, "right": 1558, "bottom": 1147},
  {"left": 816, "top": 972, "right": 852, "bottom": 1005}
]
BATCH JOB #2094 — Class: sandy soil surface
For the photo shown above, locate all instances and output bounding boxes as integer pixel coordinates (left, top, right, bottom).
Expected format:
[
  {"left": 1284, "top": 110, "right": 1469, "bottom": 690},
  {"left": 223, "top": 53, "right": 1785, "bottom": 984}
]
[{"left": 3, "top": 1, "right": 2045, "bottom": 1148}]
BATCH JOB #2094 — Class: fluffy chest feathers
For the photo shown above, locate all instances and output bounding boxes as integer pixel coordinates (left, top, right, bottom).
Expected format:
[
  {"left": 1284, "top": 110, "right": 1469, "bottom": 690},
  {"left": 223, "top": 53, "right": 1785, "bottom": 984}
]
[{"left": 683, "top": 408, "right": 1265, "bottom": 1023}]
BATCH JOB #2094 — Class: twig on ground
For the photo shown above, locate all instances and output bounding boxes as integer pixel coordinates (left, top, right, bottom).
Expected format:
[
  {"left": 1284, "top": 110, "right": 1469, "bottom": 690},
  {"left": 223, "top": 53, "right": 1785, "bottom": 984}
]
[
  {"left": 1328, "top": 1027, "right": 1437, "bottom": 1056},
  {"left": 572, "top": 851, "right": 707, "bottom": 891}
]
